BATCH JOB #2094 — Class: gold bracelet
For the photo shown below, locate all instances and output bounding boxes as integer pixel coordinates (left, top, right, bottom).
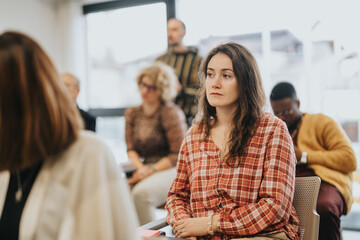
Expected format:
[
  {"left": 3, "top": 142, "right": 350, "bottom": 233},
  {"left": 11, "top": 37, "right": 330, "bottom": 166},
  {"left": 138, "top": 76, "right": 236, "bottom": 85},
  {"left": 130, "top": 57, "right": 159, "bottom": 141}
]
[{"left": 207, "top": 214, "right": 214, "bottom": 235}]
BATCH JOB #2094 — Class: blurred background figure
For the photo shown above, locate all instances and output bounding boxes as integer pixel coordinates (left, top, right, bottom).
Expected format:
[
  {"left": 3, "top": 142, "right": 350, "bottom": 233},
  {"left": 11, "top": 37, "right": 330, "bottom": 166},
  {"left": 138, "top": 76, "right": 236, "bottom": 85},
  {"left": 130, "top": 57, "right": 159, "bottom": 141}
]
[
  {"left": 62, "top": 73, "right": 96, "bottom": 132},
  {"left": 270, "top": 81, "right": 357, "bottom": 240},
  {"left": 125, "top": 61, "right": 187, "bottom": 225},
  {"left": 0, "top": 31, "right": 140, "bottom": 240},
  {"left": 157, "top": 18, "right": 202, "bottom": 125}
]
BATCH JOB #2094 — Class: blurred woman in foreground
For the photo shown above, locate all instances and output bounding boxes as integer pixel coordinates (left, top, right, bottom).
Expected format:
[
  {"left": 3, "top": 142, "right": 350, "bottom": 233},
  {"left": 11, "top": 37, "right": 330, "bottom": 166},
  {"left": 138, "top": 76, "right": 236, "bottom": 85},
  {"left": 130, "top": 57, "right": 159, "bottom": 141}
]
[{"left": 0, "top": 31, "right": 140, "bottom": 240}]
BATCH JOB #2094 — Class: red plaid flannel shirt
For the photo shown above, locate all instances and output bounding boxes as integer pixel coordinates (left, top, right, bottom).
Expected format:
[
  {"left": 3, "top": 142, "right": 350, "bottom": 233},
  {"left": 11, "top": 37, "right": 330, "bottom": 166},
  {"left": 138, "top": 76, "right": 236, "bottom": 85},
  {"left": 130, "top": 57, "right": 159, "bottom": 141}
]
[{"left": 166, "top": 113, "right": 300, "bottom": 240}]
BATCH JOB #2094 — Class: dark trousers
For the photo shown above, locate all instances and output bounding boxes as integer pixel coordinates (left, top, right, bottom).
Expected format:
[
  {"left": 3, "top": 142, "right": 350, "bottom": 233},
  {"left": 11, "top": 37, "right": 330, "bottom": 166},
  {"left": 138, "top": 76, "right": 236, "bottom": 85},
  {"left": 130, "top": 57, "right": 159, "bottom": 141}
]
[{"left": 296, "top": 166, "right": 346, "bottom": 240}]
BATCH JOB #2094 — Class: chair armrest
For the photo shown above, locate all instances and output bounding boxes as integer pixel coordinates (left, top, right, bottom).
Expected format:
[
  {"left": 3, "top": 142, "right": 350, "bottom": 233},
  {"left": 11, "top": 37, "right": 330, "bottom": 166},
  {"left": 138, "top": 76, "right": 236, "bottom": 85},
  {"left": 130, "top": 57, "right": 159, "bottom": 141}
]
[{"left": 141, "top": 217, "right": 168, "bottom": 230}]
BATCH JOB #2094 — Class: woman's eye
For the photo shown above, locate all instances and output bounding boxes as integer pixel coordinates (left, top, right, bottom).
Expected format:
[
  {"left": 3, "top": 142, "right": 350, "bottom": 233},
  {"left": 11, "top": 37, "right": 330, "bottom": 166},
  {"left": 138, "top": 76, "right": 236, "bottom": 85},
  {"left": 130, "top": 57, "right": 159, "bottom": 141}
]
[
  {"left": 207, "top": 72, "right": 213, "bottom": 77},
  {"left": 224, "top": 74, "right": 231, "bottom": 78}
]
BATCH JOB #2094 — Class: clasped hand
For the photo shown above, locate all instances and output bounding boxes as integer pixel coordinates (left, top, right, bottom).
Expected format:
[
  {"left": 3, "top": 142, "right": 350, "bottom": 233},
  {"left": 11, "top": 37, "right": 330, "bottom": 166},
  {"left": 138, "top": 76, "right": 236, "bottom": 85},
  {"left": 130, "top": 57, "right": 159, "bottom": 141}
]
[
  {"left": 173, "top": 217, "right": 208, "bottom": 239},
  {"left": 127, "top": 165, "right": 154, "bottom": 184}
]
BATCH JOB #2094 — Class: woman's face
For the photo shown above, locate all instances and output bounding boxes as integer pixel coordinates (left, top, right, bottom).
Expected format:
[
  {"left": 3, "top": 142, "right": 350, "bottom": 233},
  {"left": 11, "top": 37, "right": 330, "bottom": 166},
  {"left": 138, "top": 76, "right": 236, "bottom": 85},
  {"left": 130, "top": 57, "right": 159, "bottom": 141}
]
[
  {"left": 205, "top": 53, "right": 239, "bottom": 111},
  {"left": 139, "top": 75, "right": 161, "bottom": 105}
]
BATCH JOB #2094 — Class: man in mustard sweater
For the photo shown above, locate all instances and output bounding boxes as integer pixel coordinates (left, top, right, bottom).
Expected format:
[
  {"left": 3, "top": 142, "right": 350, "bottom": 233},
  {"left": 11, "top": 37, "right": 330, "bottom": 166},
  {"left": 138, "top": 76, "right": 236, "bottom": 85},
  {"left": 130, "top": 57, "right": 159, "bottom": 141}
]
[{"left": 270, "top": 82, "right": 356, "bottom": 240}]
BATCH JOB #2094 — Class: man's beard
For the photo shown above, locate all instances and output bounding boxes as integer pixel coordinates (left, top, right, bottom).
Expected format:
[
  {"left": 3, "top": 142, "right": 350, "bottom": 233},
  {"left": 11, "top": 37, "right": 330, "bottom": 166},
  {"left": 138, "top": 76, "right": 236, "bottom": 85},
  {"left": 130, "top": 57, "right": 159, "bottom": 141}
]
[
  {"left": 168, "top": 39, "right": 180, "bottom": 47},
  {"left": 288, "top": 115, "right": 302, "bottom": 132}
]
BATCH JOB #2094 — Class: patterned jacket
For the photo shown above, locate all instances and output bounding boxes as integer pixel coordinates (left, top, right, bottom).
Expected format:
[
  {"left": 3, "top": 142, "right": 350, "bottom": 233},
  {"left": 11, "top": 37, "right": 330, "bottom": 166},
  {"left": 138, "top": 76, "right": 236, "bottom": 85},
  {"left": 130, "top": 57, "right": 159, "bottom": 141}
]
[{"left": 157, "top": 47, "right": 202, "bottom": 121}]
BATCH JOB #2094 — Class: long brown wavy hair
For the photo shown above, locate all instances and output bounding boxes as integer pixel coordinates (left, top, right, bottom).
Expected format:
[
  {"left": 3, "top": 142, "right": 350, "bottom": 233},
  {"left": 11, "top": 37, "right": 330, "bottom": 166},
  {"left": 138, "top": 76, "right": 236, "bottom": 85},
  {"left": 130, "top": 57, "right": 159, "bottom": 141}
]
[
  {"left": 0, "top": 31, "right": 82, "bottom": 172},
  {"left": 194, "top": 42, "right": 266, "bottom": 167}
]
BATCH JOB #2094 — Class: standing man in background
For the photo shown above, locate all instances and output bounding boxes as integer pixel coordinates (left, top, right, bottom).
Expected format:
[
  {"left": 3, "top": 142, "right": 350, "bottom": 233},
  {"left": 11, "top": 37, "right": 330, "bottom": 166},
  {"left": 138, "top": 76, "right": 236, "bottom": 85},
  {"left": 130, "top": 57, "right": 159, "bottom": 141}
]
[
  {"left": 270, "top": 81, "right": 357, "bottom": 240},
  {"left": 62, "top": 73, "right": 96, "bottom": 132},
  {"left": 157, "top": 18, "right": 202, "bottom": 125}
]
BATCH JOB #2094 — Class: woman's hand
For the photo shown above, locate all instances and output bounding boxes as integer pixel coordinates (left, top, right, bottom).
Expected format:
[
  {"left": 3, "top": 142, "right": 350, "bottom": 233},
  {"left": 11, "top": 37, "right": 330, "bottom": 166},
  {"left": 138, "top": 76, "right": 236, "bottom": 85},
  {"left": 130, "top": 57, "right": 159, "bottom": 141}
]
[
  {"left": 127, "top": 165, "right": 154, "bottom": 184},
  {"left": 173, "top": 217, "right": 208, "bottom": 238}
]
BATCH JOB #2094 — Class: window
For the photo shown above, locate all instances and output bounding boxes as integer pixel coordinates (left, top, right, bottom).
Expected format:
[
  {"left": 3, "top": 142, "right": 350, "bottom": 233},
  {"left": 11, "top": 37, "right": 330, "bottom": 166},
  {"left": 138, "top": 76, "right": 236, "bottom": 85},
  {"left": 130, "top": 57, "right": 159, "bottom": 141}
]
[
  {"left": 177, "top": 0, "right": 360, "bottom": 229},
  {"left": 84, "top": 1, "right": 173, "bottom": 164},
  {"left": 86, "top": 3, "right": 168, "bottom": 109}
]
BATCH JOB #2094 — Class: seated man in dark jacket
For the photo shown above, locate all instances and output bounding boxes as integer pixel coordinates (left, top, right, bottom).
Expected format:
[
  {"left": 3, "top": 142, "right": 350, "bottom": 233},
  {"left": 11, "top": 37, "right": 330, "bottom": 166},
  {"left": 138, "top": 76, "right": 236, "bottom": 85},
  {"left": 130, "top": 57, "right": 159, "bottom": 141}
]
[{"left": 62, "top": 73, "right": 96, "bottom": 132}]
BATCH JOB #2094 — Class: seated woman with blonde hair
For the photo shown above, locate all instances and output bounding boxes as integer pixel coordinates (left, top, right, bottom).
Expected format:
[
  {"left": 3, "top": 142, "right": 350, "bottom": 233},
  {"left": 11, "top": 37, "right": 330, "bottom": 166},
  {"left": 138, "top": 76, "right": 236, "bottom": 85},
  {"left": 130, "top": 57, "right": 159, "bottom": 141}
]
[
  {"left": 125, "top": 62, "right": 187, "bottom": 225},
  {"left": 0, "top": 31, "right": 140, "bottom": 240}
]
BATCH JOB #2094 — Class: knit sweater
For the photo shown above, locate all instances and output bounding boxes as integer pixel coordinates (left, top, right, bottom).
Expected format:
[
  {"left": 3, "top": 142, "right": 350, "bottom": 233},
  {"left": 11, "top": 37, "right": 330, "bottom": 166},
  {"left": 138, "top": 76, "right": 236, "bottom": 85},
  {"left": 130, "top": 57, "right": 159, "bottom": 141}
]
[
  {"left": 298, "top": 113, "right": 357, "bottom": 214},
  {"left": 156, "top": 47, "right": 202, "bottom": 120}
]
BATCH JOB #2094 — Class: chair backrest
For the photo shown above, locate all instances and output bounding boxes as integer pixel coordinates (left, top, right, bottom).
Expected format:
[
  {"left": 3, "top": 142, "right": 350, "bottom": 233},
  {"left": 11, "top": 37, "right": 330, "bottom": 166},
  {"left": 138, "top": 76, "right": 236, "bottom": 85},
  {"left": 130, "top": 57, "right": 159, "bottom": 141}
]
[{"left": 293, "top": 176, "right": 321, "bottom": 240}]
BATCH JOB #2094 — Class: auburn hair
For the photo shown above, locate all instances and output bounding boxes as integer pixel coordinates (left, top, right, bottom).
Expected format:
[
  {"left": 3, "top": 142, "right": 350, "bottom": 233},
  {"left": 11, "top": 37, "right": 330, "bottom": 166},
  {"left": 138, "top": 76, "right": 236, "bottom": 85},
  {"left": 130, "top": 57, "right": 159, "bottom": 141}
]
[
  {"left": 194, "top": 42, "right": 266, "bottom": 167},
  {"left": 0, "top": 31, "right": 82, "bottom": 172}
]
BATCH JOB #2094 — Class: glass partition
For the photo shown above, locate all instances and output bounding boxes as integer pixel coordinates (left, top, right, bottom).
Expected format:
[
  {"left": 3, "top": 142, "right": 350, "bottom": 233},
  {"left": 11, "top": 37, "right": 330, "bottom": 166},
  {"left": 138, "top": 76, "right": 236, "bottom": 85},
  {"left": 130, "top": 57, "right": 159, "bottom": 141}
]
[
  {"left": 85, "top": 2, "right": 169, "bottom": 164},
  {"left": 86, "top": 2, "right": 168, "bottom": 109}
]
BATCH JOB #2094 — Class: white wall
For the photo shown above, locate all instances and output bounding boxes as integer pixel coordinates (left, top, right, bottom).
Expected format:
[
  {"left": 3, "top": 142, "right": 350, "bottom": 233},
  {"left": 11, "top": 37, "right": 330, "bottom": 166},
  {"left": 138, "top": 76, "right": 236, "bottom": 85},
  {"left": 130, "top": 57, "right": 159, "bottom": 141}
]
[
  {"left": 0, "top": 0, "right": 59, "bottom": 63},
  {"left": 55, "top": 0, "right": 88, "bottom": 107},
  {"left": 0, "top": 0, "right": 88, "bottom": 107}
]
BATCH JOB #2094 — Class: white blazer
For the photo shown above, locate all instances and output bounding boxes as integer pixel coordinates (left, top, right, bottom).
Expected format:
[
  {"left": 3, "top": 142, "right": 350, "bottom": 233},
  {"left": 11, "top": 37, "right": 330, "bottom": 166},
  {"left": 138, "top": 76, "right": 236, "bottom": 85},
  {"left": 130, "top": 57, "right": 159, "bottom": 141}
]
[{"left": 0, "top": 131, "right": 141, "bottom": 240}]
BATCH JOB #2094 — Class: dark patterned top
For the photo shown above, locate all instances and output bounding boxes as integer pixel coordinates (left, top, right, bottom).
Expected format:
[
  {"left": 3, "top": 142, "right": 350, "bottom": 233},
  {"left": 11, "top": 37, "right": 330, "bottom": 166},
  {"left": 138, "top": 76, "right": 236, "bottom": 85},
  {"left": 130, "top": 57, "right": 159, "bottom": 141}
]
[{"left": 124, "top": 101, "right": 187, "bottom": 166}]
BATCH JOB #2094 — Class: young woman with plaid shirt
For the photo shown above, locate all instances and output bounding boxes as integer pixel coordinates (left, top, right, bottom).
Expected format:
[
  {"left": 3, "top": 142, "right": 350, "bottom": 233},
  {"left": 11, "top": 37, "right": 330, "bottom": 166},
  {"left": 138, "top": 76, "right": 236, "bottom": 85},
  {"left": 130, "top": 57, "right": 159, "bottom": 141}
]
[{"left": 165, "top": 43, "right": 301, "bottom": 240}]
